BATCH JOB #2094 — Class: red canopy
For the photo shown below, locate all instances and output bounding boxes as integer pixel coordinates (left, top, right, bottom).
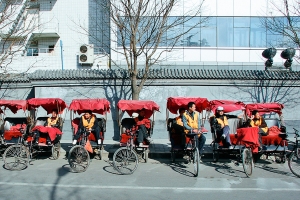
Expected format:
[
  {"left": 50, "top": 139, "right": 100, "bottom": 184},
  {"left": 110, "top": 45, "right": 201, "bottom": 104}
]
[
  {"left": 27, "top": 98, "right": 67, "bottom": 114},
  {"left": 209, "top": 100, "right": 245, "bottom": 113},
  {"left": 166, "top": 97, "right": 209, "bottom": 114},
  {"left": 245, "top": 103, "right": 284, "bottom": 116},
  {"left": 117, "top": 100, "right": 160, "bottom": 118},
  {"left": 0, "top": 100, "right": 27, "bottom": 113},
  {"left": 69, "top": 98, "right": 110, "bottom": 115}
]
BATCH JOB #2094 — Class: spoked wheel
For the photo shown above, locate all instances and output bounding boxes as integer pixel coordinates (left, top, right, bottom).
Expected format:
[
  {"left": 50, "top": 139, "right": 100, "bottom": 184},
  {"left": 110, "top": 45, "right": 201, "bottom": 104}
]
[
  {"left": 242, "top": 148, "right": 253, "bottom": 177},
  {"left": 3, "top": 144, "right": 30, "bottom": 170},
  {"left": 113, "top": 147, "right": 138, "bottom": 175},
  {"left": 193, "top": 147, "right": 200, "bottom": 177},
  {"left": 288, "top": 148, "right": 300, "bottom": 178},
  {"left": 68, "top": 145, "right": 90, "bottom": 173},
  {"left": 51, "top": 141, "right": 61, "bottom": 160},
  {"left": 170, "top": 149, "right": 175, "bottom": 163}
]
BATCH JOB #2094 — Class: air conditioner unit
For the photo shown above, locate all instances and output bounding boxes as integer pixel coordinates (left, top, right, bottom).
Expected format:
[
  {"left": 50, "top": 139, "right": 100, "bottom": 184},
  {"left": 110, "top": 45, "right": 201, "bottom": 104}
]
[{"left": 79, "top": 44, "right": 94, "bottom": 64}]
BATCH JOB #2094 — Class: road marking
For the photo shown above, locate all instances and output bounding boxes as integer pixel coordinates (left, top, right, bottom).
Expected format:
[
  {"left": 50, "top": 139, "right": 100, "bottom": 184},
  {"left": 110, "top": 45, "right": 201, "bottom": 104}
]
[{"left": 0, "top": 182, "right": 300, "bottom": 191}]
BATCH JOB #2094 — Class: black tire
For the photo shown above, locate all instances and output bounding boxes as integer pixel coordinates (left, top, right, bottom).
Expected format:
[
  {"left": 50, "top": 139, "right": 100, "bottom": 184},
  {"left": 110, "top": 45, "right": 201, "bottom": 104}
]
[
  {"left": 288, "top": 148, "right": 300, "bottom": 178},
  {"left": 3, "top": 144, "right": 30, "bottom": 171},
  {"left": 193, "top": 147, "right": 200, "bottom": 177},
  {"left": 212, "top": 142, "right": 219, "bottom": 162},
  {"left": 51, "top": 141, "right": 61, "bottom": 160},
  {"left": 171, "top": 150, "right": 175, "bottom": 163},
  {"left": 98, "top": 146, "right": 103, "bottom": 160},
  {"left": 113, "top": 147, "right": 138, "bottom": 175},
  {"left": 144, "top": 149, "right": 148, "bottom": 163},
  {"left": 242, "top": 148, "right": 253, "bottom": 177},
  {"left": 68, "top": 145, "right": 90, "bottom": 173}
]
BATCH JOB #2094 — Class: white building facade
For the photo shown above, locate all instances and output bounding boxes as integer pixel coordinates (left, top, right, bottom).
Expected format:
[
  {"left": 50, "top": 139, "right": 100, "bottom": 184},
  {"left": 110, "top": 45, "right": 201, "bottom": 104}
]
[{"left": 0, "top": 0, "right": 299, "bottom": 73}]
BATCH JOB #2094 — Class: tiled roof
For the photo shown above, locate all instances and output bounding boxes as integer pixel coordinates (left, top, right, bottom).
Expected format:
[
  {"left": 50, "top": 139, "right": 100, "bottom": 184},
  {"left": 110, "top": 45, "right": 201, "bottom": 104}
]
[
  {"left": 28, "top": 69, "right": 300, "bottom": 81},
  {"left": 0, "top": 73, "right": 30, "bottom": 83}
]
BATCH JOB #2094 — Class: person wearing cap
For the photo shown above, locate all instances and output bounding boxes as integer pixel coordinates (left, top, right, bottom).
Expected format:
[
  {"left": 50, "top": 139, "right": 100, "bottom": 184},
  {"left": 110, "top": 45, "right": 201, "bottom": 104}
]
[
  {"left": 134, "top": 109, "right": 152, "bottom": 146},
  {"left": 72, "top": 110, "right": 101, "bottom": 145},
  {"left": 182, "top": 102, "right": 206, "bottom": 156},
  {"left": 210, "top": 106, "right": 239, "bottom": 149}
]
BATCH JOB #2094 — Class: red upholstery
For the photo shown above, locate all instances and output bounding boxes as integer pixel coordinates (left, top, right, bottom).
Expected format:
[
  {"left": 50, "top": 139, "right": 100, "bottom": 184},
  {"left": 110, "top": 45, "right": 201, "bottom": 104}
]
[
  {"left": 4, "top": 130, "right": 23, "bottom": 140},
  {"left": 31, "top": 125, "right": 62, "bottom": 141},
  {"left": 229, "top": 127, "right": 260, "bottom": 153}
]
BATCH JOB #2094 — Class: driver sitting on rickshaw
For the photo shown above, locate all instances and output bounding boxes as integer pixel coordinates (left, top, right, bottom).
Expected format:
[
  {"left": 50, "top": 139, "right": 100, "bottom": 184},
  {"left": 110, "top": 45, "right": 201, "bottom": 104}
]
[
  {"left": 210, "top": 106, "right": 240, "bottom": 149},
  {"left": 34, "top": 109, "right": 61, "bottom": 145},
  {"left": 182, "top": 102, "right": 206, "bottom": 156},
  {"left": 72, "top": 110, "right": 101, "bottom": 145},
  {"left": 134, "top": 109, "right": 152, "bottom": 147}
]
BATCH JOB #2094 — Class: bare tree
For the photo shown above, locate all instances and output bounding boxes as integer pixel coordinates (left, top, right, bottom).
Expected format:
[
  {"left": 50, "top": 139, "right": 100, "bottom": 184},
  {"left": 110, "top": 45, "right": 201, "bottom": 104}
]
[
  {"left": 0, "top": 0, "right": 40, "bottom": 97},
  {"left": 219, "top": 79, "right": 300, "bottom": 107},
  {"left": 262, "top": 0, "right": 300, "bottom": 57},
  {"left": 76, "top": 0, "right": 207, "bottom": 100}
]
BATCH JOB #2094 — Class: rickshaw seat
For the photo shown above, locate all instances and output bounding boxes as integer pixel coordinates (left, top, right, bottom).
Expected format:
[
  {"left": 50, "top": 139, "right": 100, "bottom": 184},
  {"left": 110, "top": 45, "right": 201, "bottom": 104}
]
[
  {"left": 35, "top": 117, "right": 63, "bottom": 131},
  {"left": 3, "top": 117, "right": 27, "bottom": 131},
  {"left": 71, "top": 117, "right": 105, "bottom": 142},
  {"left": 265, "top": 118, "right": 280, "bottom": 127}
]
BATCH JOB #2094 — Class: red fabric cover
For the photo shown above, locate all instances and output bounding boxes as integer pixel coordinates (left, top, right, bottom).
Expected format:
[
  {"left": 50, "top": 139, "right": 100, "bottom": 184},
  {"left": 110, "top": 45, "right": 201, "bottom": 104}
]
[
  {"left": 245, "top": 103, "right": 284, "bottom": 116},
  {"left": 4, "top": 131, "right": 23, "bottom": 140},
  {"left": 27, "top": 98, "right": 67, "bottom": 114},
  {"left": 10, "top": 124, "right": 26, "bottom": 131},
  {"left": 209, "top": 100, "right": 245, "bottom": 113},
  {"left": 262, "top": 126, "right": 287, "bottom": 146},
  {"left": 71, "top": 118, "right": 103, "bottom": 142},
  {"left": 31, "top": 125, "right": 62, "bottom": 141},
  {"left": 229, "top": 127, "right": 260, "bottom": 153},
  {"left": 69, "top": 99, "right": 110, "bottom": 115},
  {"left": 0, "top": 100, "right": 27, "bottom": 113},
  {"left": 117, "top": 100, "right": 160, "bottom": 118},
  {"left": 135, "top": 118, "right": 151, "bottom": 129},
  {"left": 166, "top": 97, "right": 209, "bottom": 114}
]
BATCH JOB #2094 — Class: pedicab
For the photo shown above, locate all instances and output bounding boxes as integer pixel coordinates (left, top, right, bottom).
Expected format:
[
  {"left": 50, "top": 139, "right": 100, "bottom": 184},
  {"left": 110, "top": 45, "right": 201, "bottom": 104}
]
[
  {"left": 24, "top": 98, "right": 67, "bottom": 160},
  {"left": 68, "top": 98, "right": 110, "bottom": 172},
  {"left": 1, "top": 99, "right": 31, "bottom": 170},
  {"left": 166, "top": 97, "right": 210, "bottom": 177},
  {"left": 209, "top": 100, "right": 256, "bottom": 177},
  {"left": 113, "top": 100, "right": 160, "bottom": 175}
]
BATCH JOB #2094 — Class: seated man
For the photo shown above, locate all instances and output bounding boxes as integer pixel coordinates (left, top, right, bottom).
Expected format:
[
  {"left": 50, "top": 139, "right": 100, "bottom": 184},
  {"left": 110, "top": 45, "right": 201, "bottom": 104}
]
[
  {"left": 73, "top": 110, "right": 101, "bottom": 145},
  {"left": 182, "top": 102, "right": 206, "bottom": 156},
  {"left": 34, "top": 109, "right": 61, "bottom": 145},
  {"left": 171, "top": 107, "right": 186, "bottom": 149},
  {"left": 134, "top": 109, "right": 152, "bottom": 146},
  {"left": 210, "top": 106, "right": 240, "bottom": 149},
  {"left": 246, "top": 110, "right": 268, "bottom": 148}
]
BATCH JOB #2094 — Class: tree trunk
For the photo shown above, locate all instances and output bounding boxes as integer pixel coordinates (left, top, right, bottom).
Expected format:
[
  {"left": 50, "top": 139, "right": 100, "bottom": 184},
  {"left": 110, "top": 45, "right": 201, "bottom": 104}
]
[{"left": 131, "top": 73, "right": 140, "bottom": 100}]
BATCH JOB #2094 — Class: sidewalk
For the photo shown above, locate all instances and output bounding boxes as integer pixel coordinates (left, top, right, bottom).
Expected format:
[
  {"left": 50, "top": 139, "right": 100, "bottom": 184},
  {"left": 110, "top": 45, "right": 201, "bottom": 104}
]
[{"left": 59, "top": 138, "right": 214, "bottom": 159}]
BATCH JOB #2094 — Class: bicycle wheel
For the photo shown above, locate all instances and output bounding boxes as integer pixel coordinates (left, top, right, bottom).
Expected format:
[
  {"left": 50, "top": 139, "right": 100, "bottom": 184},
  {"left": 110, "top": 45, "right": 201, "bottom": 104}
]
[
  {"left": 113, "top": 147, "right": 139, "bottom": 175},
  {"left": 212, "top": 142, "right": 219, "bottom": 162},
  {"left": 68, "top": 145, "right": 90, "bottom": 173},
  {"left": 288, "top": 148, "right": 300, "bottom": 178},
  {"left": 242, "top": 148, "right": 253, "bottom": 177},
  {"left": 51, "top": 141, "right": 61, "bottom": 160},
  {"left": 193, "top": 147, "right": 200, "bottom": 177},
  {"left": 3, "top": 144, "right": 30, "bottom": 171}
]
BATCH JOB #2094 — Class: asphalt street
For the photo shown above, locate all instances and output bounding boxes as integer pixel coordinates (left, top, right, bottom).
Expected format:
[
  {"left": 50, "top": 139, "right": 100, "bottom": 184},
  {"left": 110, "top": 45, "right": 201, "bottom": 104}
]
[{"left": 0, "top": 154, "right": 299, "bottom": 200}]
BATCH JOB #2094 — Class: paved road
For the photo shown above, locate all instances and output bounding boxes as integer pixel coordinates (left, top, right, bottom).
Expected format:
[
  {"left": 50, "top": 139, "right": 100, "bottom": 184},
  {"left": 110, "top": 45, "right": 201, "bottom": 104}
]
[{"left": 0, "top": 155, "right": 299, "bottom": 200}]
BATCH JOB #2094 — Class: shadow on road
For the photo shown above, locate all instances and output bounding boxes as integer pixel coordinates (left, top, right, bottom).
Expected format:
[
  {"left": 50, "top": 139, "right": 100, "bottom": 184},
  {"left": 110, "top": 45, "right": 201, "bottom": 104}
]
[{"left": 202, "top": 161, "right": 247, "bottom": 178}]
